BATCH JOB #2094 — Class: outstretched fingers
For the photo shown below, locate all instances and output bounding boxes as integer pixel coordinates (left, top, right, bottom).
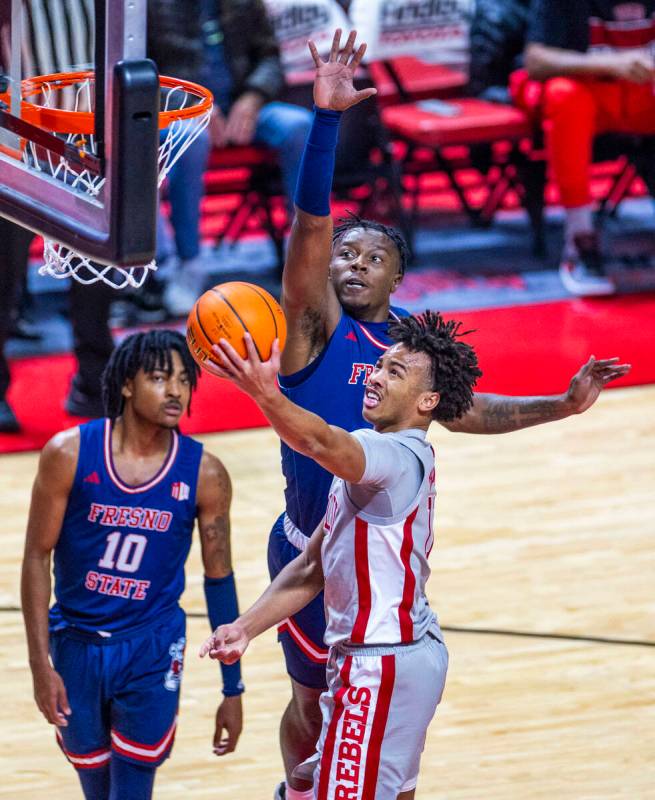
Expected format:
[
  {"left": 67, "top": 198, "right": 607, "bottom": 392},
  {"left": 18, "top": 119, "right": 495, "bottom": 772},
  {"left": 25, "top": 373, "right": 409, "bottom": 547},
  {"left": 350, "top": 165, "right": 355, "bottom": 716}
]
[
  {"left": 349, "top": 41, "right": 368, "bottom": 71},
  {"left": 590, "top": 358, "right": 631, "bottom": 377},
  {"left": 338, "top": 30, "right": 357, "bottom": 64},
  {"left": 308, "top": 39, "right": 322, "bottom": 68},
  {"left": 579, "top": 355, "right": 596, "bottom": 376},
  {"left": 596, "top": 366, "right": 631, "bottom": 383},
  {"left": 328, "top": 28, "right": 342, "bottom": 61}
]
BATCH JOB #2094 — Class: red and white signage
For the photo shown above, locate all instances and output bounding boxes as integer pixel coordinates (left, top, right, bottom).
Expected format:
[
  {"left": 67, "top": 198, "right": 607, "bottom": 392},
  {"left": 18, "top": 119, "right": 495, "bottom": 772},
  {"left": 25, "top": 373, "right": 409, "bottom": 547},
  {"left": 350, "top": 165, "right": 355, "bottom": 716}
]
[
  {"left": 264, "top": 0, "right": 351, "bottom": 72},
  {"left": 349, "top": 0, "right": 473, "bottom": 67}
]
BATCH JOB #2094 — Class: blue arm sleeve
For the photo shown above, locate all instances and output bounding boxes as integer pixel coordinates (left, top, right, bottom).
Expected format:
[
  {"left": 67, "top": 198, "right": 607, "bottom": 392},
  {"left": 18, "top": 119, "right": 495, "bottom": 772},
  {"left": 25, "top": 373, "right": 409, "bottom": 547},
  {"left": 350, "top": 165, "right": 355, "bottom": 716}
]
[
  {"left": 204, "top": 573, "right": 244, "bottom": 696},
  {"left": 293, "top": 106, "right": 342, "bottom": 216}
]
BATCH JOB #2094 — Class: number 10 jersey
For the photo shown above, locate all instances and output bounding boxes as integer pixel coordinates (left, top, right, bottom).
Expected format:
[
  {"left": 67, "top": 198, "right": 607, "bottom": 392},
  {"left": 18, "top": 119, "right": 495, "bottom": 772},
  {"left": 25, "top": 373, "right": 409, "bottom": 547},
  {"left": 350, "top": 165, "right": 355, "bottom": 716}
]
[{"left": 49, "top": 418, "right": 203, "bottom": 637}]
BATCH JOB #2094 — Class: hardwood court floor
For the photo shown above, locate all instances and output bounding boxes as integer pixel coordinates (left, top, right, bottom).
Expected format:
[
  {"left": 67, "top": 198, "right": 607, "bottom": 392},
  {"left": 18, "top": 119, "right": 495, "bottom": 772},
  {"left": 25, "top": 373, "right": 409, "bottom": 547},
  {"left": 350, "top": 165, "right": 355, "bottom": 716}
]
[{"left": 1, "top": 385, "right": 653, "bottom": 799}]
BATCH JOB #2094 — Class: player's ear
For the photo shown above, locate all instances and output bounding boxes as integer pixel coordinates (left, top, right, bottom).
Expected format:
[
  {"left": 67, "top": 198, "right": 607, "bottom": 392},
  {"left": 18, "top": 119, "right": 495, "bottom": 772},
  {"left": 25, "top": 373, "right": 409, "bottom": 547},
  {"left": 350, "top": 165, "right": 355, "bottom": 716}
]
[
  {"left": 390, "top": 268, "right": 403, "bottom": 293},
  {"left": 418, "top": 391, "right": 439, "bottom": 414},
  {"left": 121, "top": 379, "right": 134, "bottom": 401}
]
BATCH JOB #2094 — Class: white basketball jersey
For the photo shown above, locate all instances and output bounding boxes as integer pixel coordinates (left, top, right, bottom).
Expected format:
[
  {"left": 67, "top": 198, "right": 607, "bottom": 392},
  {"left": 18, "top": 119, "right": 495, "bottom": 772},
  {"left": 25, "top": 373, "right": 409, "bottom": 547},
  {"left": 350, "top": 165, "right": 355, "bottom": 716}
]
[{"left": 321, "top": 429, "right": 440, "bottom": 646}]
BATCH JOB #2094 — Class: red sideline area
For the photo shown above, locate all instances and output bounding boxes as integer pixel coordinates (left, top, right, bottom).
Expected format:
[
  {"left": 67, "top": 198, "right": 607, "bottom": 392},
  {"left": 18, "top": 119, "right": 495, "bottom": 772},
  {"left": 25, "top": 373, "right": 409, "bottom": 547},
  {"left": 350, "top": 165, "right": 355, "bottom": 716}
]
[{"left": 2, "top": 294, "right": 653, "bottom": 454}]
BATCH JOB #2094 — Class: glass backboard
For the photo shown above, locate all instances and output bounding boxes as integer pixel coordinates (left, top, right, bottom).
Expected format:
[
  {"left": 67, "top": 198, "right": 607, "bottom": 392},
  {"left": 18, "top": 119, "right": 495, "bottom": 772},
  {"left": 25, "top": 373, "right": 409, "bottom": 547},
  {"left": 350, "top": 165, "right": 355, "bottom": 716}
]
[{"left": 0, "top": 0, "right": 160, "bottom": 267}]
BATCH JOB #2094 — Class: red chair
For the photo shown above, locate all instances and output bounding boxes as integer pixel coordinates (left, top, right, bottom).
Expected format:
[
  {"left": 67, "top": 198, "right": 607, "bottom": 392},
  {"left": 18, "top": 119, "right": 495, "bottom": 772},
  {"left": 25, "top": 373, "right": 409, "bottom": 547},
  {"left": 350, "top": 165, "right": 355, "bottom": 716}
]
[
  {"left": 379, "top": 94, "right": 542, "bottom": 250},
  {"left": 368, "top": 57, "right": 467, "bottom": 107}
]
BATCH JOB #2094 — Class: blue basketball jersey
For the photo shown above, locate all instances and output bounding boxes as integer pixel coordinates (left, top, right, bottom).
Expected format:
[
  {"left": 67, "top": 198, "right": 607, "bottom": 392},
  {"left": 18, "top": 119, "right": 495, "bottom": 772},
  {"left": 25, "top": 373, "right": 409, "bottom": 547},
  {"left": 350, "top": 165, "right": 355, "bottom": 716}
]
[
  {"left": 278, "top": 307, "right": 407, "bottom": 536},
  {"left": 49, "top": 418, "right": 203, "bottom": 636}
]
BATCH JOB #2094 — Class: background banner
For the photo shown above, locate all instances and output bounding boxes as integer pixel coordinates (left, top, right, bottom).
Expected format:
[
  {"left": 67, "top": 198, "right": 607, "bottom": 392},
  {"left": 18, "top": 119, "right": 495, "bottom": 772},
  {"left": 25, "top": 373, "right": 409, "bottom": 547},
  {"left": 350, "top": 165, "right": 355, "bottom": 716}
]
[
  {"left": 264, "top": 0, "right": 350, "bottom": 72},
  {"left": 349, "top": 0, "right": 473, "bottom": 67}
]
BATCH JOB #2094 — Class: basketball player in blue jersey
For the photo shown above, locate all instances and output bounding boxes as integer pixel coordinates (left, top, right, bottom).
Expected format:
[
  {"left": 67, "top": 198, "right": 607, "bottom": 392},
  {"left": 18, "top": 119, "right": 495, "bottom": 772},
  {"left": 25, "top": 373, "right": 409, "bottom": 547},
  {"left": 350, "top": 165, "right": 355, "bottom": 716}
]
[
  {"left": 21, "top": 330, "right": 244, "bottom": 800},
  {"left": 262, "top": 30, "right": 632, "bottom": 800}
]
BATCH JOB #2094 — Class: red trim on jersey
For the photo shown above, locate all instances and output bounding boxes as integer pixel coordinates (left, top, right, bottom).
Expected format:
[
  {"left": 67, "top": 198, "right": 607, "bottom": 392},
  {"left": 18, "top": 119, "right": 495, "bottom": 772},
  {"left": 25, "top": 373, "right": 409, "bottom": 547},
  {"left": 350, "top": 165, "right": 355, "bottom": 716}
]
[
  {"left": 361, "top": 654, "right": 396, "bottom": 799},
  {"left": 351, "top": 517, "right": 371, "bottom": 643},
  {"left": 55, "top": 730, "right": 111, "bottom": 769},
  {"left": 317, "top": 655, "right": 352, "bottom": 800},
  {"left": 278, "top": 616, "right": 329, "bottom": 663},
  {"left": 589, "top": 16, "right": 655, "bottom": 49},
  {"left": 399, "top": 506, "right": 419, "bottom": 643},
  {"left": 103, "top": 419, "right": 179, "bottom": 494},
  {"left": 110, "top": 717, "right": 177, "bottom": 763},
  {"left": 355, "top": 322, "right": 389, "bottom": 351},
  {"left": 426, "top": 495, "right": 435, "bottom": 559}
]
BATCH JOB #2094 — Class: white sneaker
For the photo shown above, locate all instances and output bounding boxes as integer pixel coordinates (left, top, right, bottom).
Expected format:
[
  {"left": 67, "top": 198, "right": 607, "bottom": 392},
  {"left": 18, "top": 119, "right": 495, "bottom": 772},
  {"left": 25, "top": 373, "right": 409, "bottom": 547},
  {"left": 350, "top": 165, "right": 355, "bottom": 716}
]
[
  {"left": 163, "top": 268, "right": 206, "bottom": 317},
  {"left": 559, "top": 261, "right": 615, "bottom": 296},
  {"left": 559, "top": 232, "right": 615, "bottom": 297},
  {"left": 273, "top": 782, "right": 286, "bottom": 799}
]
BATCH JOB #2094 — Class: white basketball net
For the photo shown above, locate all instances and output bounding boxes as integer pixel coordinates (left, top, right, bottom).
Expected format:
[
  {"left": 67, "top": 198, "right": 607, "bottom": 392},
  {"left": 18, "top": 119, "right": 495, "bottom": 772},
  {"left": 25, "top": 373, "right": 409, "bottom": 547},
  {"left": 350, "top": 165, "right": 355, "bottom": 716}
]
[{"left": 22, "top": 76, "right": 212, "bottom": 289}]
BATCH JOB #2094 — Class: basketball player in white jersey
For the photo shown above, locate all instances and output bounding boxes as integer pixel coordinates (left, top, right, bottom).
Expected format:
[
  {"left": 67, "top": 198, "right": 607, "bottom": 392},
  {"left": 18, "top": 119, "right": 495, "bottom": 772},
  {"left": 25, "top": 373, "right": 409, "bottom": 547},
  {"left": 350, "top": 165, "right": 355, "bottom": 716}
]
[{"left": 200, "top": 311, "right": 482, "bottom": 799}]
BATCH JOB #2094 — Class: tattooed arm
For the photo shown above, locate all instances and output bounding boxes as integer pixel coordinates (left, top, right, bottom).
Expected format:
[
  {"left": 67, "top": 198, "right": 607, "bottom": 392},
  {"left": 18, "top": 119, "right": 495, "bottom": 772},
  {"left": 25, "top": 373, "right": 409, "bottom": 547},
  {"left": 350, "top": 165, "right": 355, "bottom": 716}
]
[
  {"left": 442, "top": 356, "right": 631, "bottom": 434},
  {"left": 197, "top": 452, "right": 233, "bottom": 579},
  {"left": 196, "top": 451, "right": 243, "bottom": 756}
]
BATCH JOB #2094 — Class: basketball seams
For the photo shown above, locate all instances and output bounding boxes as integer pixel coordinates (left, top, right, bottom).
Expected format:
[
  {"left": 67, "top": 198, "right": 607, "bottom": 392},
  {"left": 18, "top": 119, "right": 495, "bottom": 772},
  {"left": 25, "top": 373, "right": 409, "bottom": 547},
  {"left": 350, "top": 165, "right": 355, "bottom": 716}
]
[
  {"left": 186, "top": 281, "right": 286, "bottom": 372},
  {"left": 210, "top": 286, "right": 265, "bottom": 361},
  {"left": 192, "top": 301, "right": 221, "bottom": 366},
  {"left": 241, "top": 282, "right": 281, "bottom": 341}
]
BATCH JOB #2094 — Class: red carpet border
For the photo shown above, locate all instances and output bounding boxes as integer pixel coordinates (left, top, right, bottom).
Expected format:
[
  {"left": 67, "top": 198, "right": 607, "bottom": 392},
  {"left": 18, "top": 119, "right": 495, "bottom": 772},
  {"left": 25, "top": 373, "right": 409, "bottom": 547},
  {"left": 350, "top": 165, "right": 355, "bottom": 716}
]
[{"left": 1, "top": 295, "right": 653, "bottom": 454}]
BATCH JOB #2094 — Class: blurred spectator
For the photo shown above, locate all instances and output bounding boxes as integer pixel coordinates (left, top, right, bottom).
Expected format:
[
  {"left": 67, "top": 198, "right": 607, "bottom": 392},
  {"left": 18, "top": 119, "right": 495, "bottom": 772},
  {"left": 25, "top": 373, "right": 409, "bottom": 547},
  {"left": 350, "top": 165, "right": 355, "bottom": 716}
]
[
  {"left": 525, "top": 0, "right": 655, "bottom": 296},
  {"left": 148, "top": 0, "right": 313, "bottom": 316},
  {"left": 468, "top": 0, "right": 532, "bottom": 103},
  {"left": 1, "top": 0, "right": 113, "bottom": 423}
]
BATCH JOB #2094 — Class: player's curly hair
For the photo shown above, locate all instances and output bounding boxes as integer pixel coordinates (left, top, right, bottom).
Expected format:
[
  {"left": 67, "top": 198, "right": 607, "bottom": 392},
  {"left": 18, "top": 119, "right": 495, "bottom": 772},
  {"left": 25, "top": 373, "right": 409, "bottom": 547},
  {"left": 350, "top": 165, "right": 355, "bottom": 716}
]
[
  {"left": 102, "top": 330, "right": 200, "bottom": 419},
  {"left": 388, "top": 311, "right": 482, "bottom": 421},
  {"left": 332, "top": 213, "right": 410, "bottom": 275}
]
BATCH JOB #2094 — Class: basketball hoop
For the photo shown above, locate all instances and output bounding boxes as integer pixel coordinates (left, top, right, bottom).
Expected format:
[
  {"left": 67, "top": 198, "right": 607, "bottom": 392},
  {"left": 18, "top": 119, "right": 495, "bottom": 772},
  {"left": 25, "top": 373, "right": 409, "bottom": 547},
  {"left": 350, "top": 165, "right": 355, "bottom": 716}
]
[{"left": 5, "top": 71, "right": 213, "bottom": 289}]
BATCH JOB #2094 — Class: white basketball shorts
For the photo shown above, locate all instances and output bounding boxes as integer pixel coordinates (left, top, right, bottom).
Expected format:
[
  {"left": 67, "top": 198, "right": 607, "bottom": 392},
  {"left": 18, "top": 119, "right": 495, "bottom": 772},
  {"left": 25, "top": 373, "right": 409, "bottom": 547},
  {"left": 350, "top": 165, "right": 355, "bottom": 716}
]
[{"left": 314, "top": 632, "right": 448, "bottom": 799}]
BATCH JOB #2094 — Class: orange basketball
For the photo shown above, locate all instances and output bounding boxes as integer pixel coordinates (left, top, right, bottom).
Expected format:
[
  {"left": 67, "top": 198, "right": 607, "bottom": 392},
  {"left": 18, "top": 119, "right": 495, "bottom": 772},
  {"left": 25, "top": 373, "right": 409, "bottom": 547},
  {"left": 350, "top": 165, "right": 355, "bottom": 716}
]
[{"left": 186, "top": 281, "right": 287, "bottom": 372}]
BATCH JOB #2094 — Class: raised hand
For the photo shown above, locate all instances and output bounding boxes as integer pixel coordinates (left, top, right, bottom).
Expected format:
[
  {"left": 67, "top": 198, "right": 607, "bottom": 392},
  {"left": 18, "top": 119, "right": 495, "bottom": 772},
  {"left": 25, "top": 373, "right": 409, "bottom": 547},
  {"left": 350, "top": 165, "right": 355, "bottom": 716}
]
[
  {"left": 199, "top": 621, "right": 249, "bottom": 664},
  {"left": 566, "top": 356, "right": 631, "bottom": 414},
  {"left": 309, "top": 28, "right": 377, "bottom": 111}
]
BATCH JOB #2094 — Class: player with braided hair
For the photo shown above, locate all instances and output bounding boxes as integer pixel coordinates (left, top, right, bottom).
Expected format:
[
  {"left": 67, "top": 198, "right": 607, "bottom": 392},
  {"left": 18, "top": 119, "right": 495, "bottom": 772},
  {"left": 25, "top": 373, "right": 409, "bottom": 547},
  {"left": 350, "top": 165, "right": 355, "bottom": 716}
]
[
  {"left": 200, "top": 311, "right": 481, "bottom": 799},
  {"left": 259, "top": 28, "right": 630, "bottom": 800},
  {"left": 21, "top": 330, "right": 243, "bottom": 800},
  {"left": 101, "top": 329, "right": 201, "bottom": 419}
]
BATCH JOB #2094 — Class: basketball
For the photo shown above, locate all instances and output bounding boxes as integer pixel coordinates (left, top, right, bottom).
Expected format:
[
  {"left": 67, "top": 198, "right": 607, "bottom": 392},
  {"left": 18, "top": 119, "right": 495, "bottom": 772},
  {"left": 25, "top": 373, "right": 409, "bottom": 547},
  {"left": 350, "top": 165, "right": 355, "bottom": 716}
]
[{"left": 186, "top": 281, "right": 287, "bottom": 371}]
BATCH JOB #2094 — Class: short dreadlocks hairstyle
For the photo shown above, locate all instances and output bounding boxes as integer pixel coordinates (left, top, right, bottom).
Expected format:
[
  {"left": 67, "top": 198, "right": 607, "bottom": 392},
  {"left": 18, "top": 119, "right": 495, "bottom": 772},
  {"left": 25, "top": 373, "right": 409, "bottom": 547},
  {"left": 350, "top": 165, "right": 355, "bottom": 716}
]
[
  {"left": 102, "top": 330, "right": 201, "bottom": 419},
  {"left": 388, "top": 311, "right": 482, "bottom": 422},
  {"left": 332, "top": 214, "right": 410, "bottom": 275}
]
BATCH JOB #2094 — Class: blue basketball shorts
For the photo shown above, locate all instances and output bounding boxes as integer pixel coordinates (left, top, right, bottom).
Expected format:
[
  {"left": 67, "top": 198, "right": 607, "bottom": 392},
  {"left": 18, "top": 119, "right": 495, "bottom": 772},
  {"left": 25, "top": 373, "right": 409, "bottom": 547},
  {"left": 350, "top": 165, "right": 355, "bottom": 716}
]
[
  {"left": 50, "top": 606, "right": 186, "bottom": 770},
  {"left": 267, "top": 513, "right": 329, "bottom": 690}
]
